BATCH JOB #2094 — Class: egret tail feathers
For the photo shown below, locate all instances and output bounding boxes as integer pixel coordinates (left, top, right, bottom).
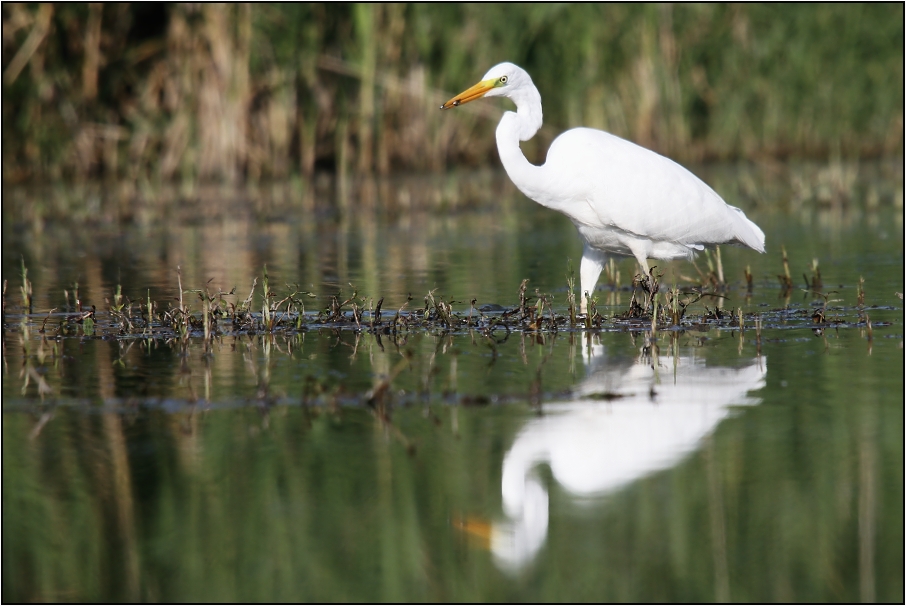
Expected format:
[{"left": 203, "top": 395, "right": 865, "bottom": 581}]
[{"left": 730, "top": 207, "right": 766, "bottom": 253}]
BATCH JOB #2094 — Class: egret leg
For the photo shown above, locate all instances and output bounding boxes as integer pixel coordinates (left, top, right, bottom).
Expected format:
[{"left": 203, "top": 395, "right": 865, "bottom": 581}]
[{"left": 579, "top": 245, "right": 607, "bottom": 314}]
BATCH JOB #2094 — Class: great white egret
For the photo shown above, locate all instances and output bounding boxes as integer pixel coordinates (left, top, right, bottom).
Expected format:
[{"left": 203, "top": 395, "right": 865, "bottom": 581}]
[{"left": 441, "top": 62, "right": 765, "bottom": 310}]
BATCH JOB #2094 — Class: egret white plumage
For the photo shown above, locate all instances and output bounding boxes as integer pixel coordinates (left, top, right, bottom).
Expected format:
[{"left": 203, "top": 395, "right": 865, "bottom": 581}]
[{"left": 441, "top": 62, "right": 765, "bottom": 311}]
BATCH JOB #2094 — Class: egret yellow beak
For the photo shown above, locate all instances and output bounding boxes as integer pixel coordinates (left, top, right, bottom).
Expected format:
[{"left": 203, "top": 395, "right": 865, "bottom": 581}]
[{"left": 440, "top": 79, "right": 495, "bottom": 109}]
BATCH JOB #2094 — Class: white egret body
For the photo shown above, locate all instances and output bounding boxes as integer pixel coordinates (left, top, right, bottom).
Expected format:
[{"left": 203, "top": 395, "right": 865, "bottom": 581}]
[{"left": 441, "top": 63, "right": 765, "bottom": 308}]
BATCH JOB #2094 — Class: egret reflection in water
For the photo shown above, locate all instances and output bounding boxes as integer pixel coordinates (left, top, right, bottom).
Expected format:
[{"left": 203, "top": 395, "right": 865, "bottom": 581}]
[{"left": 484, "top": 344, "right": 767, "bottom": 573}]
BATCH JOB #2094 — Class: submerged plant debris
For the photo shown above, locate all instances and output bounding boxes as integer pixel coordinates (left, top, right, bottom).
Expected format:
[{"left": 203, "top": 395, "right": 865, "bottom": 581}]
[
  {"left": 3, "top": 250, "right": 897, "bottom": 347},
  {"left": 3, "top": 265, "right": 893, "bottom": 344},
  {"left": 3, "top": 238, "right": 901, "bottom": 424}
]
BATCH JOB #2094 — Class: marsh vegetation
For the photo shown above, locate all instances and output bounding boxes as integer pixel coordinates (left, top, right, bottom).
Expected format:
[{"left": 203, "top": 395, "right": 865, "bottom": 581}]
[{"left": 3, "top": 4, "right": 902, "bottom": 183}]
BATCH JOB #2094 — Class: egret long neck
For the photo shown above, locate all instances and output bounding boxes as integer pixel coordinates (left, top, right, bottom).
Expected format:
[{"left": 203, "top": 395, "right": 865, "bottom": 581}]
[{"left": 495, "top": 87, "right": 548, "bottom": 204}]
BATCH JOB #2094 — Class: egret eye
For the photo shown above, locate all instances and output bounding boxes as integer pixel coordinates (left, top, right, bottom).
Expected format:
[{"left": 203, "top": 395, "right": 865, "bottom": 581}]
[{"left": 500, "top": 76, "right": 508, "bottom": 84}]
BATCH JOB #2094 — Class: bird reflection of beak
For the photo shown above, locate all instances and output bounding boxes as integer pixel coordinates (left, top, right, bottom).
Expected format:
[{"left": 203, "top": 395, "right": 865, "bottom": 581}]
[
  {"left": 440, "top": 79, "right": 495, "bottom": 109},
  {"left": 453, "top": 515, "right": 493, "bottom": 549}
]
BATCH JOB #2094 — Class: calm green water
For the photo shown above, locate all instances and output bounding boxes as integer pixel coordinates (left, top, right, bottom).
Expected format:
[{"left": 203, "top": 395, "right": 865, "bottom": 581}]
[{"left": 2, "top": 164, "right": 904, "bottom": 602}]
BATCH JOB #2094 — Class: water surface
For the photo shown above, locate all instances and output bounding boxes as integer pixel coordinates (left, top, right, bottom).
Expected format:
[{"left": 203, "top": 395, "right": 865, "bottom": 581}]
[{"left": 2, "top": 164, "right": 903, "bottom": 602}]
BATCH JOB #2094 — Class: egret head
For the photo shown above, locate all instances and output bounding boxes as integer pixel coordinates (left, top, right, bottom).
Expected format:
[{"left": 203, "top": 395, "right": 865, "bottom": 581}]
[{"left": 440, "top": 62, "right": 531, "bottom": 109}]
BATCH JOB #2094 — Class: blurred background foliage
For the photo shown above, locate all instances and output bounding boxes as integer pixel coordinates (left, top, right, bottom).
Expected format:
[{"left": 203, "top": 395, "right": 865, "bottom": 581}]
[{"left": 2, "top": 3, "right": 903, "bottom": 184}]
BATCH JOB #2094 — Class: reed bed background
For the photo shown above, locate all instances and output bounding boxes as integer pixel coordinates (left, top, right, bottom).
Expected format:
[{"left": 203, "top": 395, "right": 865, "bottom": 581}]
[{"left": 2, "top": 3, "right": 903, "bottom": 186}]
